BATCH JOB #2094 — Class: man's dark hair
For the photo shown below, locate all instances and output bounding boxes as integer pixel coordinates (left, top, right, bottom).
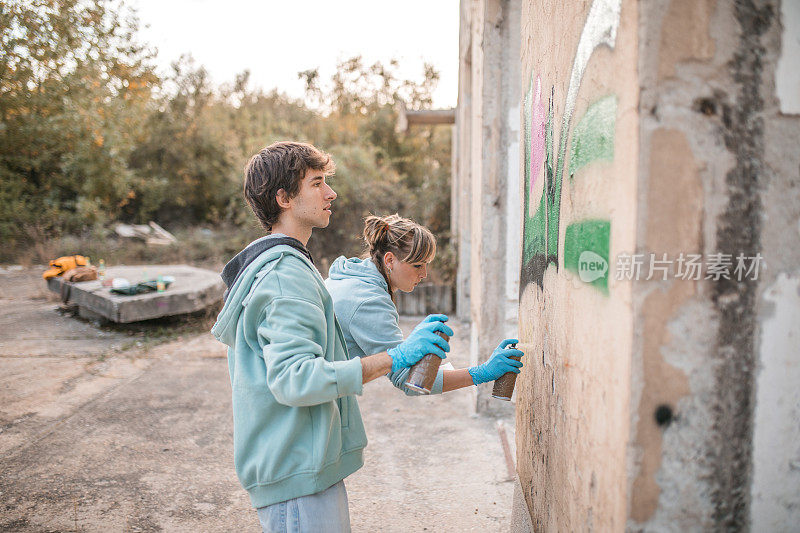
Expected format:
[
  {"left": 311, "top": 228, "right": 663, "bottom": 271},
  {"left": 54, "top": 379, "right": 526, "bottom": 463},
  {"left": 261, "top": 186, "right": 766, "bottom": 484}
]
[{"left": 243, "top": 141, "right": 335, "bottom": 230}]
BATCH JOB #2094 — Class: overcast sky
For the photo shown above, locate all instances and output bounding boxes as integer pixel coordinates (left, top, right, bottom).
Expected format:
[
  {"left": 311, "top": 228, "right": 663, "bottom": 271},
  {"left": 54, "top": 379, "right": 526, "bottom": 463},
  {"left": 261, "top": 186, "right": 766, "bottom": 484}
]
[{"left": 127, "top": 0, "right": 460, "bottom": 108}]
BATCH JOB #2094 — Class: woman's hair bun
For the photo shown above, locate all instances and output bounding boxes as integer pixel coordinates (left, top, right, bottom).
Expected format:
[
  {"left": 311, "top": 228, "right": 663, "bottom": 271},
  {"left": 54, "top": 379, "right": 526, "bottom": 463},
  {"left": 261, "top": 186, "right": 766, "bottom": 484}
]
[{"left": 363, "top": 214, "right": 390, "bottom": 249}]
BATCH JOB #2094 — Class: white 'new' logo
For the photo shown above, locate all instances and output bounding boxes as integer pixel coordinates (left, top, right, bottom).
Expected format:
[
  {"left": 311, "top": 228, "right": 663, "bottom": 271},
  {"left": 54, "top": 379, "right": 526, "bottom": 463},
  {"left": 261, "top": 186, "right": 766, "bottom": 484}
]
[{"left": 578, "top": 251, "right": 608, "bottom": 283}]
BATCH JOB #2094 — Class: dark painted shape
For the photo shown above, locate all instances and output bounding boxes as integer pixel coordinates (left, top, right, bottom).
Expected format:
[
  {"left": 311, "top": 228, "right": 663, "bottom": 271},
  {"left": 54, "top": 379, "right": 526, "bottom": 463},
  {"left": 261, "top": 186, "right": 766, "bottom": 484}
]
[
  {"left": 694, "top": 97, "right": 718, "bottom": 116},
  {"left": 654, "top": 404, "right": 674, "bottom": 427}
]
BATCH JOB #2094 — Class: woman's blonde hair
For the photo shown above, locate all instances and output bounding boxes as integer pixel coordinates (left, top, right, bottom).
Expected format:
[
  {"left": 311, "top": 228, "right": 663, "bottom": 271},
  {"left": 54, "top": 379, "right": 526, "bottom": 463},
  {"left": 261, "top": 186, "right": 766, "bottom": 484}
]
[{"left": 363, "top": 214, "right": 436, "bottom": 295}]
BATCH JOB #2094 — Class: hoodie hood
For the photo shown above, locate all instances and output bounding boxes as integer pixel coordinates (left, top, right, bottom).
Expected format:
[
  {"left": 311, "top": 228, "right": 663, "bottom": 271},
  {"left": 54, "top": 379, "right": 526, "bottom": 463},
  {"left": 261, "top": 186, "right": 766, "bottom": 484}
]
[
  {"left": 220, "top": 234, "right": 313, "bottom": 300},
  {"left": 212, "top": 242, "right": 316, "bottom": 348},
  {"left": 327, "top": 256, "right": 388, "bottom": 292}
]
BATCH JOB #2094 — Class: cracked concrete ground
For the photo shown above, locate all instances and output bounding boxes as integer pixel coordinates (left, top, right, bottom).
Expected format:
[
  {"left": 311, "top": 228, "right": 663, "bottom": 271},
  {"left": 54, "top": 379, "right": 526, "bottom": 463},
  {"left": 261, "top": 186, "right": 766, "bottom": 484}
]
[{"left": 0, "top": 266, "right": 515, "bottom": 532}]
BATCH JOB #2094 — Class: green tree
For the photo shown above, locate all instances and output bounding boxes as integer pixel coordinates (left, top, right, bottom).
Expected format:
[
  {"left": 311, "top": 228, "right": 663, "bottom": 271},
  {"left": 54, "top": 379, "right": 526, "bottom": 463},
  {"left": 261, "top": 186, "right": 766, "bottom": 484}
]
[
  {"left": 0, "top": 9, "right": 453, "bottom": 280},
  {"left": 126, "top": 56, "right": 238, "bottom": 225},
  {"left": 0, "top": 0, "right": 156, "bottom": 247},
  {"left": 301, "top": 57, "right": 453, "bottom": 278}
]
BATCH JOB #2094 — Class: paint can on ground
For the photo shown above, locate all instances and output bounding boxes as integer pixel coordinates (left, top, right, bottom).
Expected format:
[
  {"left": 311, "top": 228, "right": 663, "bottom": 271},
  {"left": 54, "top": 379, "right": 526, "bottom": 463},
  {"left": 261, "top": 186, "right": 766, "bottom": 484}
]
[
  {"left": 492, "top": 344, "right": 520, "bottom": 401},
  {"left": 404, "top": 331, "right": 449, "bottom": 394}
]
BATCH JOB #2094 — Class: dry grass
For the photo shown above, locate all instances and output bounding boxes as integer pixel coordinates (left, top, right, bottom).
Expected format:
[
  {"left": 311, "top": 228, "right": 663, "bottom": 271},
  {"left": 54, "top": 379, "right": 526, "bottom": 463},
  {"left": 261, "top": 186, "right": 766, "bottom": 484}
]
[{"left": 9, "top": 224, "right": 264, "bottom": 271}]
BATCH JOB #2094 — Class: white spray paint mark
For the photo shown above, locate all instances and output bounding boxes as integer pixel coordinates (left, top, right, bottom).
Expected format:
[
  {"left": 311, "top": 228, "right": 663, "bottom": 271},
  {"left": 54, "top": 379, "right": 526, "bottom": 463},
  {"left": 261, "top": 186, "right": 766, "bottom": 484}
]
[
  {"left": 751, "top": 272, "right": 800, "bottom": 528},
  {"left": 555, "top": 0, "right": 622, "bottom": 184},
  {"left": 776, "top": 1, "right": 800, "bottom": 114},
  {"left": 506, "top": 103, "right": 522, "bottom": 324}
]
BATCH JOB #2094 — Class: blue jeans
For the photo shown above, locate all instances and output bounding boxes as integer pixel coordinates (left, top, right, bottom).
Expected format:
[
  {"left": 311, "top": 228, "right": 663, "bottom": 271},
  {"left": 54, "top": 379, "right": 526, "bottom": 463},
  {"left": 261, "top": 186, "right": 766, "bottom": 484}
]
[{"left": 256, "top": 480, "right": 351, "bottom": 533}]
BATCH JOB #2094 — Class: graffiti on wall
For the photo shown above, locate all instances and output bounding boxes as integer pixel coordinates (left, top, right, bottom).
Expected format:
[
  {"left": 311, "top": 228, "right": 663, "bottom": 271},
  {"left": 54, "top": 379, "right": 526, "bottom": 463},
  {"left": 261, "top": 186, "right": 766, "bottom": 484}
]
[{"left": 520, "top": 0, "right": 622, "bottom": 294}]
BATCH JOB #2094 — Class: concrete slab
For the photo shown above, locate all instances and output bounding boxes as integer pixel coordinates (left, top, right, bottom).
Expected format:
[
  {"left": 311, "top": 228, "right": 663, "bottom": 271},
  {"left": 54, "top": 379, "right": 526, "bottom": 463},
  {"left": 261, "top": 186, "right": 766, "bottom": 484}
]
[{"left": 47, "top": 265, "right": 224, "bottom": 323}]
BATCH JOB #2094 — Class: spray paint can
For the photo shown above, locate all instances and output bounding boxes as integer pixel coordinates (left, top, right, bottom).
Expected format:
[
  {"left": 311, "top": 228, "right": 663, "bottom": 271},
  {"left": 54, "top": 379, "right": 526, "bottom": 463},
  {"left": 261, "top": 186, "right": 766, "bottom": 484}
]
[
  {"left": 492, "top": 343, "right": 520, "bottom": 401},
  {"left": 403, "top": 331, "right": 450, "bottom": 394}
]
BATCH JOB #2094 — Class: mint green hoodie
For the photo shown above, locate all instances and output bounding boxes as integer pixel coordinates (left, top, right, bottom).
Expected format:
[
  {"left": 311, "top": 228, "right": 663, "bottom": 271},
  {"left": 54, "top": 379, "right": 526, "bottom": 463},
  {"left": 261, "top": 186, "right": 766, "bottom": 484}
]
[
  {"left": 212, "top": 244, "right": 367, "bottom": 508},
  {"left": 325, "top": 256, "right": 444, "bottom": 395}
]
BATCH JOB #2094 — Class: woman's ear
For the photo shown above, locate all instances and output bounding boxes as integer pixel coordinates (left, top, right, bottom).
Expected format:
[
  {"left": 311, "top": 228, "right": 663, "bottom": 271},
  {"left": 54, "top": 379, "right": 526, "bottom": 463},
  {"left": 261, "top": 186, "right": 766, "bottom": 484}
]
[
  {"left": 383, "top": 251, "right": 395, "bottom": 272},
  {"left": 275, "top": 188, "right": 291, "bottom": 209}
]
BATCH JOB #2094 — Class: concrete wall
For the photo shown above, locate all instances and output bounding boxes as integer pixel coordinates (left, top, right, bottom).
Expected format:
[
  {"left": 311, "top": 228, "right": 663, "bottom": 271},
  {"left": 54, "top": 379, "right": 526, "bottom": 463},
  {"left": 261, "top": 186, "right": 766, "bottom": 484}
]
[
  {"left": 454, "top": 0, "right": 473, "bottom": 324},
  {"left": 630, "top": 0, "right": 800, "bottom": 529},
  {"left": 750, "top": 5, "right": 800, "bottom": 529},
  {"left": 455, "top": 0, "right": 800, "bottom": 529},
  {"left": 454, "top": 0, "right": 522, "bottom": 414},
  {"left": 514, "top": 0, "right": 638, "bottom": 529}
]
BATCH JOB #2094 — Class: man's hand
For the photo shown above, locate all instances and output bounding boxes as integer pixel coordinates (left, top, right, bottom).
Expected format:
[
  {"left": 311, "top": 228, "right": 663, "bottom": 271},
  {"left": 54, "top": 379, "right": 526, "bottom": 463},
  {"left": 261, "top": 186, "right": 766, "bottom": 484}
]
[
  {"left": 467, "top": 339, "right": 524, "bottom": 385},
  {"left": 387, "top": 317, "right": 453, "bottom": 373}
]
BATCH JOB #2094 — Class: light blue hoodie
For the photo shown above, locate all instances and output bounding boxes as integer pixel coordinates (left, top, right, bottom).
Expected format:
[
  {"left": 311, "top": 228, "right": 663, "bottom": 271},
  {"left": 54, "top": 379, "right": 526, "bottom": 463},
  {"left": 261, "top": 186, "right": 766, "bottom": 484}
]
[
  {"left": 325, "top": 256, "right": 444, "bottom": 395},
  {"left": 212, "top": 243, "right": 367, "bottom": 508}
]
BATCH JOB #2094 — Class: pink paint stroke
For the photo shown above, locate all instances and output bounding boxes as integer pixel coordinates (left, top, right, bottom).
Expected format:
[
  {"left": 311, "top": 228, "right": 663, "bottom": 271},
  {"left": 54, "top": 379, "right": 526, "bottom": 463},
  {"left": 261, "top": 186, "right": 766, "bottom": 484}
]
[{"left": 530, "top": 75, "right": 546, "bottom": 195}]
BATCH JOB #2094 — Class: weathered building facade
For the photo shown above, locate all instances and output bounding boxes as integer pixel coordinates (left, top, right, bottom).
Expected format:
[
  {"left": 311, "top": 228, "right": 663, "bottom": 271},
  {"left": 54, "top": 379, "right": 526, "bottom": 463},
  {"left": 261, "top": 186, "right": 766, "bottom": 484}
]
[{"left": 454, "top": 0, "right": 800, "bottom": 529}]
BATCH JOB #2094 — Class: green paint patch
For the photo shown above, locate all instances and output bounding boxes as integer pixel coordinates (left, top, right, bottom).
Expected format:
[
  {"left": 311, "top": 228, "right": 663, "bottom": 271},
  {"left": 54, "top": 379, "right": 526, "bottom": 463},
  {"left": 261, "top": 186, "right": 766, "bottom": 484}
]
[
  {"left": 545, "top": 92, "right": 560, "bottom": 258},
  {"left": 523, "top": 191, "right": 547, "bottom": 261},
  {"left": 521, "top": 85, "right": 561, "bottom": 289},
  {"left": 564, "top": 219, "right": 611, "bottom": 294},
  {"left": 520, "top": 89, "right": 619, "bottom": 292},
  {"left": 569, "top": 95, "right": 617, "bottom": 178}
]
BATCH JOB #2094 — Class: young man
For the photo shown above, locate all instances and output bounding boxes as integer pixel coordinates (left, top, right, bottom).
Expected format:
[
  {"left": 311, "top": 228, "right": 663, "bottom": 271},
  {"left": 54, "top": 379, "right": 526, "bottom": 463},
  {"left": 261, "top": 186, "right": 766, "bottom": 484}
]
[{"left": 212, "top": 141, "right": 452, "bottom": 532}]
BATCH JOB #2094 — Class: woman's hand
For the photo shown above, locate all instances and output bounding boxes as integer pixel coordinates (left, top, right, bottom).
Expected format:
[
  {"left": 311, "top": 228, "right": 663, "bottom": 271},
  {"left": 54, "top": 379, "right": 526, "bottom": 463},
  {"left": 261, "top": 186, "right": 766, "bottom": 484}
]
[
  {"left": 388, "top": 317, "right": 452, "bottom": 373},
  {"left": 467, "top": 339, "right": 523, "bottom": 385},
  {"left": 411, "top": 314, "right": 449, "bottom": 333}
]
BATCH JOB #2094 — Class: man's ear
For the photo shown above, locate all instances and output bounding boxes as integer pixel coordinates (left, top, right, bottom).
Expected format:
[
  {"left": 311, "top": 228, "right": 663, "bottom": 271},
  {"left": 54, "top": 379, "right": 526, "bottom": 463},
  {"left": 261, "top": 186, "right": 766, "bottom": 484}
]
[{"left": 275, "top": 188, "right": 291, "bottom": 209}]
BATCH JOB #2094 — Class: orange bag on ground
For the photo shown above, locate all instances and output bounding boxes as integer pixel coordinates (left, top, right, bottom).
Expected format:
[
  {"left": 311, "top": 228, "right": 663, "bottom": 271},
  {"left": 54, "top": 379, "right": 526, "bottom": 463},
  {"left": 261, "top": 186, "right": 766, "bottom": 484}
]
[{"left": 42, "top": 255, "right": 89, "bottom": 280}]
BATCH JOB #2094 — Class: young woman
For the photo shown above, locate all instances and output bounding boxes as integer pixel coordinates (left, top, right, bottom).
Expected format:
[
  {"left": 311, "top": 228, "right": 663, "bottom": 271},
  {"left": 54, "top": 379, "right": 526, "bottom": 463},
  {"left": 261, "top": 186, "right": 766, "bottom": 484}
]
[{"left": 325, "top": 213, "right": 523, "bottom": 395}]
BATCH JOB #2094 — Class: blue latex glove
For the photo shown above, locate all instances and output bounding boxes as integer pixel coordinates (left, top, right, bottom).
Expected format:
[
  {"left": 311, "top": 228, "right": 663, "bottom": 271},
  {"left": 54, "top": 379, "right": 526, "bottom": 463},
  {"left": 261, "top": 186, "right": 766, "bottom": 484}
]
[
  {"left": 411, "top": 314, "right": 450, "bottom": 333},
  {"left": 387, "top": 318, "right": 453, "bottom": 373},
  {"left": 468, "top": 339, "right": 524, "bottom": 385}
]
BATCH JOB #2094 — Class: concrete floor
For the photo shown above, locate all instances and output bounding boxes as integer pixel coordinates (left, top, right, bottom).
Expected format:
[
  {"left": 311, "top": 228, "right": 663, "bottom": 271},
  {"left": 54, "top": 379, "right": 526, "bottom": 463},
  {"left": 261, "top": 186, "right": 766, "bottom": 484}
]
[{"left": 0, "top": 267, "right": 515, "bottom": 532}]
